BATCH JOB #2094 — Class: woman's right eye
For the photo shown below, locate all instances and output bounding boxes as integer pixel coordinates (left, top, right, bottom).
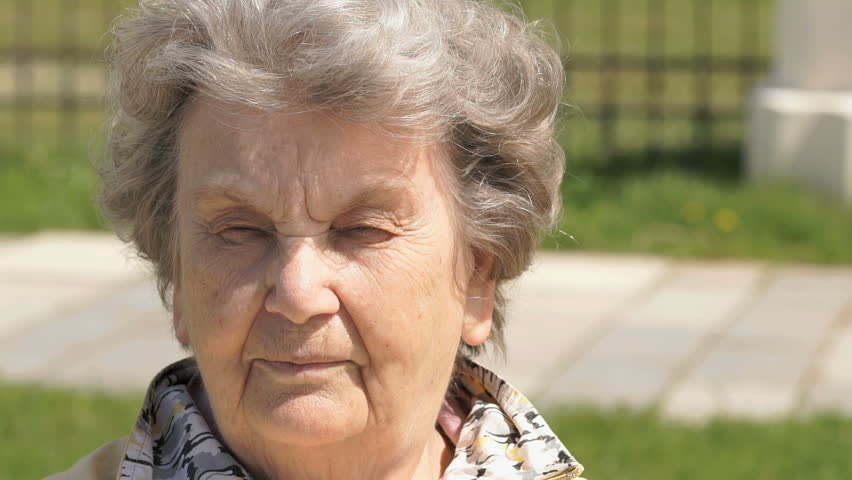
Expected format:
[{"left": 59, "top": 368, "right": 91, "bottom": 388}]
[{"left": 217, "top": 226, "right": 269, "bottom": 245}]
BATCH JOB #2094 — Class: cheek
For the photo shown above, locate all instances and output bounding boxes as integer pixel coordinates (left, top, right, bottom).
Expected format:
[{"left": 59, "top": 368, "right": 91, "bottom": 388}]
[
  {"left": 179, "top": 230, "right": 269, "bottom": 352},
  {"left": 340, "top": 226, "right": 466, "bottom": 368}
]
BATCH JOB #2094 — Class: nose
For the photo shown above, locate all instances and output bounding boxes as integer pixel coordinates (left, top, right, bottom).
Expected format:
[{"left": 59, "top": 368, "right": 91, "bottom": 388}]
[{"left": 264, "top": 237, "right": 340, "bottom": 324}]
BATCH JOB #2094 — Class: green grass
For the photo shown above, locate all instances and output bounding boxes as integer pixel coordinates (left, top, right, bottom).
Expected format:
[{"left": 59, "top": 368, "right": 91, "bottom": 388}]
[
  {"left": 0, "top": 109, "right": 105, "bottom": 231},
  {"left": 0, "top": 148, "right": 103, "bottom": 232},
  {"left": 3, "top": 382, "right": 851, "bottom": 480},
  {"left": 0, "top": 382, "right": 142, "bottom": 480},
  {"left": 546, "top": 168, "right": 852, "bottom": 264},
  {"left": 547, "top": 408, "right": 852, "bottom": 480}
]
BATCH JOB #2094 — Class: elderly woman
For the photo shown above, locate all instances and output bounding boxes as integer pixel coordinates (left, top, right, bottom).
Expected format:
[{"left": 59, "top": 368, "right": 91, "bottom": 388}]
[{"left": 49, "top": 0, "right": 583, "bottom": 479}]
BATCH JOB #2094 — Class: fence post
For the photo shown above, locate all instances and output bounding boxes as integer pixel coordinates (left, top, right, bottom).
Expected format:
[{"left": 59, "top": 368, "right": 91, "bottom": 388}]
[{"left": 747, "top": 0, "right": 852, "bottom": 201}]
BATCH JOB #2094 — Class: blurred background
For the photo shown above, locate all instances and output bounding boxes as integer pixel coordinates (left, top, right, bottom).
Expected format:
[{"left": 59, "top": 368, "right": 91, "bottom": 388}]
[{"left": 1, "top": 0, "right": 851, "bottom": 479}]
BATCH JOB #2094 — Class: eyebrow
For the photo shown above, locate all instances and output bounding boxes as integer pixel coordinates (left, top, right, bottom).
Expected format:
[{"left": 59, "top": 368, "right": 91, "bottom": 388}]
[
  {"left": 191, "top": 183, "right": 262, "bottom": 209},
  {"left": 190, "top": 176, "right": 417, "bottom": 216},
  {"left": 348, "top": 178, "right": 415, "bottom": 208}
]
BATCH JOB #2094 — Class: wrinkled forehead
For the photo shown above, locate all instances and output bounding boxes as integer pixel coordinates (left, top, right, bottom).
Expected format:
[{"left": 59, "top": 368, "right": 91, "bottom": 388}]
[
  {"left": 175, "top": 96, "right": 450, "bottom": 219},
  {"left": 178, "top": 97, "right": 423, "bottom": 176}
]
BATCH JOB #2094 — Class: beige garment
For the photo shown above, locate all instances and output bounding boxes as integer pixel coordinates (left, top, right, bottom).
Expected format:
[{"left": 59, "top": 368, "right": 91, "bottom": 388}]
[{"left": 44, "top": 437, "right": 128, "bottom": 480}]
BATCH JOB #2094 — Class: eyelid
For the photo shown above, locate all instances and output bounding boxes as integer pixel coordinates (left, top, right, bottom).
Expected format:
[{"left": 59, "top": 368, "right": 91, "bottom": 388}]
[
  {"left": 335, "top": 208, "right": 402, "bottom": 228},
  {"left": 206, "top": 210, "right": 271, "bottom": 232}
]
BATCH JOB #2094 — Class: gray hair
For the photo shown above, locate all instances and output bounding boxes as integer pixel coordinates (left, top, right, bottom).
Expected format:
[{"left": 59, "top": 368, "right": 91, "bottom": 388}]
[{"left": 100, "top": 0, "right": 565, "bottom": 357}]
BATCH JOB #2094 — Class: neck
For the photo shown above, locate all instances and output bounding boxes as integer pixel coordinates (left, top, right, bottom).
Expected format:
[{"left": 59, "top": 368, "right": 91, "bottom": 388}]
[
  {"left": 188, "top": 377, "right": 453, "bottom": 480},
  {"left": 236, "top": 424, "right": 451, "bottom": 480}
]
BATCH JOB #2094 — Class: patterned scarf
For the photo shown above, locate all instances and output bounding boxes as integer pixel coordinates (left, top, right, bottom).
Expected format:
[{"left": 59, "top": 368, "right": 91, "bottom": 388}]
[{"left": 119, "top": 357, "right": 584, "bottom": 480}]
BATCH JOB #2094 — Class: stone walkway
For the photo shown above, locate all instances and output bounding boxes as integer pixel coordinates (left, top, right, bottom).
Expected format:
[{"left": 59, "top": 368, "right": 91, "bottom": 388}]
[{"left": 1, "top": 232, "right": 850, "bottom": 421}]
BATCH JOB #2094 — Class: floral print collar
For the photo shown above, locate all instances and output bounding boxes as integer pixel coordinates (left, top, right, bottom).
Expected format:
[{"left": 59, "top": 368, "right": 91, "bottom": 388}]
[{"left": 119, "top": 357, "right": 583, "bottom": 480}]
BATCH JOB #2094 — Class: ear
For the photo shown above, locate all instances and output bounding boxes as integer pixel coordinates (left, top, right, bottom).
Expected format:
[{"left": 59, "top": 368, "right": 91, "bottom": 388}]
[
  {"left": 461, "top": 254, "right": 496, "bottom": 347},
  {"left": 172, "top": 270, "right": 190, "bottom": 347}
]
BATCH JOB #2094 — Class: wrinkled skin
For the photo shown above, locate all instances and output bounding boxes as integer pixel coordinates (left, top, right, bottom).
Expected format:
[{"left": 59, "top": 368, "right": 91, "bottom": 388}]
[{"left": 172, "top": 97, "right": 495, "bottom": 480}]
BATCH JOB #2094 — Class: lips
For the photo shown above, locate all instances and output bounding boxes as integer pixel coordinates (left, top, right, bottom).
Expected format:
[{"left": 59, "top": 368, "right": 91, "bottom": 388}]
[{"left": 255, "top": 358, "right": 350, "bottom": 378}]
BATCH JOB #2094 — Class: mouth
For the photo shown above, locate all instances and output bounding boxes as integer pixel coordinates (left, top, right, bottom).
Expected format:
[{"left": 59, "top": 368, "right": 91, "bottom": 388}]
[{"left": 255, "top": 358, "right": 350, "bottom": 377}]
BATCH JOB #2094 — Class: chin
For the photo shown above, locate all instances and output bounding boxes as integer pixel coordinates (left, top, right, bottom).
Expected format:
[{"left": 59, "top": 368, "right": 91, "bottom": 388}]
[{"left": 244, "top": 386, "right": 369, "bottom": 447}]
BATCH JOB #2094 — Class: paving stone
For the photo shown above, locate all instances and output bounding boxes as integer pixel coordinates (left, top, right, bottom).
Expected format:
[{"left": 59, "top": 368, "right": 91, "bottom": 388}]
[
  {"left": 519, "top": 252, "right": 669, "bottom": 295},
  {"left": 0, "top": 232, "right": 145, "bottom": 284},
  {"left": 665, "top": 379, "right": 798, "bottom": 421},
  {"left": 663, "top": 268, "right": 852, "bottom": 420},
  {"left": 817, "top": 322, "right": 852, "bottom": 384},
  {"left": 481, "top": 254, "right": 670, "bottom": 397},
  {"left": 807, "top": 383, "right": 852, "bottom": 415},
  {"left": 663, "top": 338, "right": 815, "bottom": 419},
  {"left": 0, "top": 280, "right": 169, "bottom": 380},
  {"left": 0, "top": 281, "right": 104, "bottom": 339},
  {"left": 687, "top": 338, "right": 813, "bottom": 386},
  {"left": 726, "top": 268, "right": 852, "bottom": 346},
  {"left": 540, "top": 357, "right": 676, "bottom": 409},
  {"left": 542, "top": 263, "right": 762, "bottom": 408},
  {"left": 484, "top": 291, "right": 637, "bottom": 396},
  {"left": 49, "top": 331, "right": 186, "bottom": 392},
  {"left": 0, "top": 234, "right": 151, "bottom": 340},
  {"left": 804, "top": 319, "right": 852, "bottom": 413},
  {"left": 622, "top": 263, "right": 764, "bottom": 329}
]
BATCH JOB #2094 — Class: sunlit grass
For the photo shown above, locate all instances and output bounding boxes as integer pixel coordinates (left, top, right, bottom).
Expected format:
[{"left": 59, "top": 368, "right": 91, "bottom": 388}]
[
  {"left": 545, "top": 167, "right": 852, "bottom": 264},
  {"left": 547, "top": 407, "right": 852, "bottom": 480},
  {"left": 0, "top": 382, "right": 142, "bottom": 480}
]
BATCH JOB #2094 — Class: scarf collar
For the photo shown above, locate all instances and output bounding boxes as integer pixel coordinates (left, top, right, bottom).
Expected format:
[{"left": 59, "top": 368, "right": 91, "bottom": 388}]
[{"left": 119, "top": 357, "right": 583, "bottom": 480}]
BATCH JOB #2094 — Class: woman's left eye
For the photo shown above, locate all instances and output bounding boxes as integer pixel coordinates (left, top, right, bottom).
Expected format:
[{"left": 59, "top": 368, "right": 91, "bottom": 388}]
[{"left": 334, "top": 226, "right": 393, "bottom": 245}]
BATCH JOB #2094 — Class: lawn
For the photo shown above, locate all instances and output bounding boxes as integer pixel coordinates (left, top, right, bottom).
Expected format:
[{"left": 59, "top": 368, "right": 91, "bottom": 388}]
[
  {"left": 0, "top": 383, "right": 142, "bottom": 480},
  {"left": 2, "top": 382, "right": 851, "bottom": 480}
]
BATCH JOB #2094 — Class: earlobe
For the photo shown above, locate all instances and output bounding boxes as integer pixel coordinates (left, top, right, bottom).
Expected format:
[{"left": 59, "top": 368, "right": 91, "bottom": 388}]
[
  {"left": 461, "top": 255, "right": 496, "bottom": 347},
  {"left": 172, "top": 278, "right": 190, "bottom": 347}
]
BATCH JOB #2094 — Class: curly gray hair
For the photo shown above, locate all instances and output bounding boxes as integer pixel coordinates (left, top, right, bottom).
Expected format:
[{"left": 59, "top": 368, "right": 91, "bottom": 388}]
[{"left": 100, "top": 0, "right": 565, "bottom": 357}]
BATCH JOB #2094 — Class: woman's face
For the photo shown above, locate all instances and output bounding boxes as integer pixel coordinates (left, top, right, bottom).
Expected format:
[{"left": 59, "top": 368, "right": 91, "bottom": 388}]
[{"left": 173, "top": 99, "right": 493, "bottom": 462}]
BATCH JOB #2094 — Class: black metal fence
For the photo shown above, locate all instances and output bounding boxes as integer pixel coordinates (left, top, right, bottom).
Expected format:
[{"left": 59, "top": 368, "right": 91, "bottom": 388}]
[
  {"left": 1, "top": 0, "right": 772, "bottom": 169},
  {"left": 543, "top": 0, "right": 771, "bottom": 173}
]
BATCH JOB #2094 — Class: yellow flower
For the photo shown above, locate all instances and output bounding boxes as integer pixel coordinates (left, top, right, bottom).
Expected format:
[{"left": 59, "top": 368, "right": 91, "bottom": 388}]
[
  {"left": 713, "top": 208, "right": 739, "bottom": 233},
  {"left": 682, "top": 202, "right": 706, "bottom": 224}
]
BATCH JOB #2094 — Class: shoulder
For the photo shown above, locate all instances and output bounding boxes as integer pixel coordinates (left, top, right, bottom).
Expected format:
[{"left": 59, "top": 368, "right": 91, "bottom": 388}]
[{"left": 43, "top": 436, "right": 129, "bottom": 480}]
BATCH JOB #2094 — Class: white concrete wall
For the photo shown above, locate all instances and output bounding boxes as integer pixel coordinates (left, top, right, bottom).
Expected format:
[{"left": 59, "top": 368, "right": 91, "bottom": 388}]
[{"left": 748, "top": 0, "right": 852, "bottom": 201}]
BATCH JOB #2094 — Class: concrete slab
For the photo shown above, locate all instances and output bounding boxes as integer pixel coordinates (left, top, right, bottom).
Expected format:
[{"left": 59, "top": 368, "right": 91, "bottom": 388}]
[
  {"left": 481, "top": 253, "right": 670, "bottom": 397},
  {"left": 665, "top": 380, "right": 799, "bottom": 421},
  {"left": 0, "top": 282, "right": 104, "bottom": 338},
  {"left": 0, "top": 280, "right": 170, "bottom": 381},
  {"left": 816, "top": 321, "right": 852, "bottom": 385},
  {"left": 665, "top": 267, "right": 852, "bottom": 419},
  {"left": 539, "top": 357, "right": 678, "bottom": 409},
  {"left": 0, "top": 232, "right": 146, "bottom": 284},
  {"left": 48, "top": 329, "right": 186, "bottom": 392},
  {"left": 805, "top": 314, "right": 852, "bottom": 414},
  {"left": 0, "top": 233, "right": 151, "bottom": 339},
  {"left": 726, "top": 267, "right": 852, "bottom": 346},
  {"left": 542, "top": 263, "right": 763, "bottom": 408},
  {"left": 664, "top": 336, "right": 819, "bottom": 420},
  {"left": 488, "top": 291, "right": 644, "bottom": 396},
  {"left": 518, "top": 252, "right": 670, "bottom": 294}
]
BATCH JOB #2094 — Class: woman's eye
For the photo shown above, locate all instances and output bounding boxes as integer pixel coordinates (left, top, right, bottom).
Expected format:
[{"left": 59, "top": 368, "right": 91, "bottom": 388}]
[
  {"left": 335, "top": 226, "right": 393, "bottom": 245},
  {"left": 217, "top": 226, "right": 268, "bottom": 244}
]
